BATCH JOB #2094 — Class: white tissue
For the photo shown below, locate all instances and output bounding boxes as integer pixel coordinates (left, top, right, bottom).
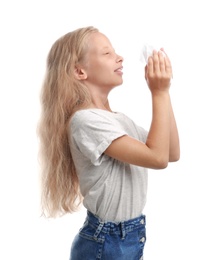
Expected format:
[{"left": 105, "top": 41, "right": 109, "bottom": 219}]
[{"left": 139, "top": 43, "right": 164, "bottom": 64}]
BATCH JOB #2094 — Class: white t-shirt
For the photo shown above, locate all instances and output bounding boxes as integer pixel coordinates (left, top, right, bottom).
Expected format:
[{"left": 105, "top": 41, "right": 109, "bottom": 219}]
[{"left": 69, "top": 109, "right": 148, "bottom": 222}]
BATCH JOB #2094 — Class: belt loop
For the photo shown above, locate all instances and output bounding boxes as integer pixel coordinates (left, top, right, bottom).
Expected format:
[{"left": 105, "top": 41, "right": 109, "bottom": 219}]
[
  {"left": 93, "top": 221, "right": 104, "bottom": 240},
  {"left": 120, "top": 222, "right": 126, "bottom": 240}
]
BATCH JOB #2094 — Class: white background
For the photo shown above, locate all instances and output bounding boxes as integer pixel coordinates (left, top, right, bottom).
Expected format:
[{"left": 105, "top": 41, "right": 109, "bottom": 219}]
[{"left": 0, "top": 0, "right": 223, "bottom": 259}]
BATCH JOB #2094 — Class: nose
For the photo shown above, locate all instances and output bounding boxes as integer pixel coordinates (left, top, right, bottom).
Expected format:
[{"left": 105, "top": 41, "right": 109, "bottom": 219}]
[{"left": 116, "top": 54, "right": 124, "bottom": 63}]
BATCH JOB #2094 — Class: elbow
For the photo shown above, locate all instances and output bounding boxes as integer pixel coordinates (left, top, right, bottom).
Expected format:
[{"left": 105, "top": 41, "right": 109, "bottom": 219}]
[
  {"left": 169, "top": 143, "right": 180, "bottom": 162},
  {"left": 169, "top": 150, "right": 180, "bottom": 162},
  {"left": 169, "top": 155, "right": 180, "bottom": 162},
  {"left": 153, "top": 156, "right": 169, "bottom": 169},
  {"left": 158, "top": 160, "right": 169, "bottom": 169},
  {"left": 149, "top": 151, "right": 180, "bottom": 170},
  {"left": 155, "top": 153, "right": 180, "bottom": 169}
]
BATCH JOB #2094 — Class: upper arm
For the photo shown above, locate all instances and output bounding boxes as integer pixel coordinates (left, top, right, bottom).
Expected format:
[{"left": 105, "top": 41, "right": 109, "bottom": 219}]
[{"left": 104, "top": 135, "right": 168, "bottom": 169}]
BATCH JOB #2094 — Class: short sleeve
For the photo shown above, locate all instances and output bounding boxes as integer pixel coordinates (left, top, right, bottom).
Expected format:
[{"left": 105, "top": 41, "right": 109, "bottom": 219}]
[{"left": 70, "top": 110, "right": 127, "bottom": 165}]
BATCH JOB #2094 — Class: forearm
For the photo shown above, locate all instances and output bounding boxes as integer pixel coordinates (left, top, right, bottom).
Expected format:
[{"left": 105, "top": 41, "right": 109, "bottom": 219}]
[
  {"left": 146, "top": 91, "right": 171, "bottom": 167},
  {"left": 169, "top": 98, "right": 180, "bottom": 161}
]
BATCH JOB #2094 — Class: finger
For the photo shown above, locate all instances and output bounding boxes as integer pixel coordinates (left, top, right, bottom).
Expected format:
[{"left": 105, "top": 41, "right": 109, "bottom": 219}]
[
  {"left": 144, "top": 65, "right": 147, "bottom": 80},
  {"left": 160, "top": 48, "right": 171, "bottom": 64},
  {"left": 158, "top": 51, "right": 165, "bottom": 73},
  {"left": 164, "top": 57, "right": 173, "bottom": 78},
  {"left": 161, "top": 48, "right": 173, "bottom": 78},
  {"left": 160, "top": 48, "right": 167, "bottom": 57},
  {"left": 152, "top": 50, "right": 160, "bottom": 72},
  {"left": 147, "top": 56, "right": 154, "bottom": 76}
]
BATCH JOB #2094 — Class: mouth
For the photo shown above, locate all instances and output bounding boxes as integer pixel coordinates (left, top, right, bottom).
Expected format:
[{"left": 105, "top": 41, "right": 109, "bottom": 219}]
[{"left": 114, "top": 66, "right": 123, "bottom": 74}]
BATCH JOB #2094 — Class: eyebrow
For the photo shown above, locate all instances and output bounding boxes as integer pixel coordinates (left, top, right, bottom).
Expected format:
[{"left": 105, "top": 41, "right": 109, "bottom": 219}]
[{"left": 102, "top": 46, "right": 115, "bottom": 51}]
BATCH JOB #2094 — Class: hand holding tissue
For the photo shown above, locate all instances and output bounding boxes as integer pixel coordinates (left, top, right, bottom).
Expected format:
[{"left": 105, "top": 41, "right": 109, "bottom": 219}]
[{"left": 140, "top": 43, "right": 166, "bottom": 65}]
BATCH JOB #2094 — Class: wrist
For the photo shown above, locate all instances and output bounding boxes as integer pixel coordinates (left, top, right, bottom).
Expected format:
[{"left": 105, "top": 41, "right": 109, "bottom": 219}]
[{"left": 150, "top": 89, "right": 170, "bottom": 97}]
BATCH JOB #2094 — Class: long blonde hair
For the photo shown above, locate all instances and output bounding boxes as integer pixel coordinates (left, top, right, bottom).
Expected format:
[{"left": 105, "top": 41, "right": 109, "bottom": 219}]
[{"left": 37, "top": 26, "right": 98, "bottom": 217}]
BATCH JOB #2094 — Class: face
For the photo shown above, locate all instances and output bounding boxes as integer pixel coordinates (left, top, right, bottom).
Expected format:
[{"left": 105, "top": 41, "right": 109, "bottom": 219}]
[{"left": 83, "top": 32, "right": 123, "bottom": 90}]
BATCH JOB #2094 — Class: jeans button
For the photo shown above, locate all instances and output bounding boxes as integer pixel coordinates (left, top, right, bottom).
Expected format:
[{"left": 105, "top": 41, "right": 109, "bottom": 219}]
[
  {"left": 140, "top": 237, "right": 145, "bottom": 243},
  {"left": 140, "top": 219, "right": 144, "bottom": 225}
]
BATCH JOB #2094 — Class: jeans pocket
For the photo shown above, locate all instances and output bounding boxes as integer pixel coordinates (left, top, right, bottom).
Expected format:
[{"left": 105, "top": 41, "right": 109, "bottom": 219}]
[
  {"left": 79, "top": 221, "right": 105, "bottom": 243},
  {"left": 70, "top": 227, "right": 104, "bottom": 260}
]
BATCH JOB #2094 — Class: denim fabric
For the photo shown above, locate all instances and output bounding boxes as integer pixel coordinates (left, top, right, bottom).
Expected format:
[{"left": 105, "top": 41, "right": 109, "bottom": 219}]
[{"left": 70, "top": 211, "right": 146, "bottom": 260}]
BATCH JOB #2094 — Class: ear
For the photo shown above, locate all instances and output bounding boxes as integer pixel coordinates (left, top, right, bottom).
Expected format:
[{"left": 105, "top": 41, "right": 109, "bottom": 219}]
[{"left": 73, "top": 66, "right": 87, "bottom": 80}]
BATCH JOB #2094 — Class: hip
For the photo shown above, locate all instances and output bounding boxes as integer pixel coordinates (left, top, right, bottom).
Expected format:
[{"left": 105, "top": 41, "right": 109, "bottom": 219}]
[{"left": 69, "top": 211, "right": 146, "bottom": 260}]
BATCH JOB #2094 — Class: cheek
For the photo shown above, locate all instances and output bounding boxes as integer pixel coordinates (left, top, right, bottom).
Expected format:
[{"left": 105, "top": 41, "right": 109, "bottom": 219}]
[
  {"left": 87, "top": 61, "right": 107, "bottom": 77},
  {"left": 85, "top": 65, "right": 105, "bottom": 83}
]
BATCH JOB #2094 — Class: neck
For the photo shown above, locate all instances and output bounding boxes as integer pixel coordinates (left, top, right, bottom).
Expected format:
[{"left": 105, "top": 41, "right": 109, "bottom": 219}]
[
  {"left": 85, "top": 84, "right": 113, "bottom": 112},
  {"left": 89, "top": 98, "right": 112, "bottom": 112}
]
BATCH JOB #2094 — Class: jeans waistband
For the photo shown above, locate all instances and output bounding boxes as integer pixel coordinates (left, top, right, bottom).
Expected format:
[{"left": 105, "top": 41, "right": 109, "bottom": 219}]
[{"left": 86, "top": 211, "right": 146, "bottom": 240}]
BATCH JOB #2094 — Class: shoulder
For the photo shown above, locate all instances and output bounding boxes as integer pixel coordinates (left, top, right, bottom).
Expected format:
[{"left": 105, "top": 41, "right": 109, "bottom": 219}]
[
  {"left": 70, "top": 109, "right": 122, "bottom": 132},
  {"left": 71, "top": 109, "right": 123, "bottom": 124}
]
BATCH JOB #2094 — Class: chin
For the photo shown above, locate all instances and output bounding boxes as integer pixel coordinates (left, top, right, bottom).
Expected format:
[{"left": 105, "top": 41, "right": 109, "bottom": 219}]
[
  {"left": 108, "top": 79, "right": 123, "bottom": 90},
  {"left": 116, "top": 78, "right": 123, "bottom": 86},
  {"left": 114, "top": 82, "right": 123, "bottom": 88}
]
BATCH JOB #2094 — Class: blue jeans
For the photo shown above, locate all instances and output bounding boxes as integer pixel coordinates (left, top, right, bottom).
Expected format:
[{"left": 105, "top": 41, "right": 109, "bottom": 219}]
[{"left": 69, "top": 211, "right": 146, "bottom": 260}]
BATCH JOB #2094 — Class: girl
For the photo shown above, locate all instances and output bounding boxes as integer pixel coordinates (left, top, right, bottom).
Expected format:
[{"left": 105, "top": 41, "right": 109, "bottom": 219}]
[{"left": 38, "top": 26, "right": 180, "bottom": 260}]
